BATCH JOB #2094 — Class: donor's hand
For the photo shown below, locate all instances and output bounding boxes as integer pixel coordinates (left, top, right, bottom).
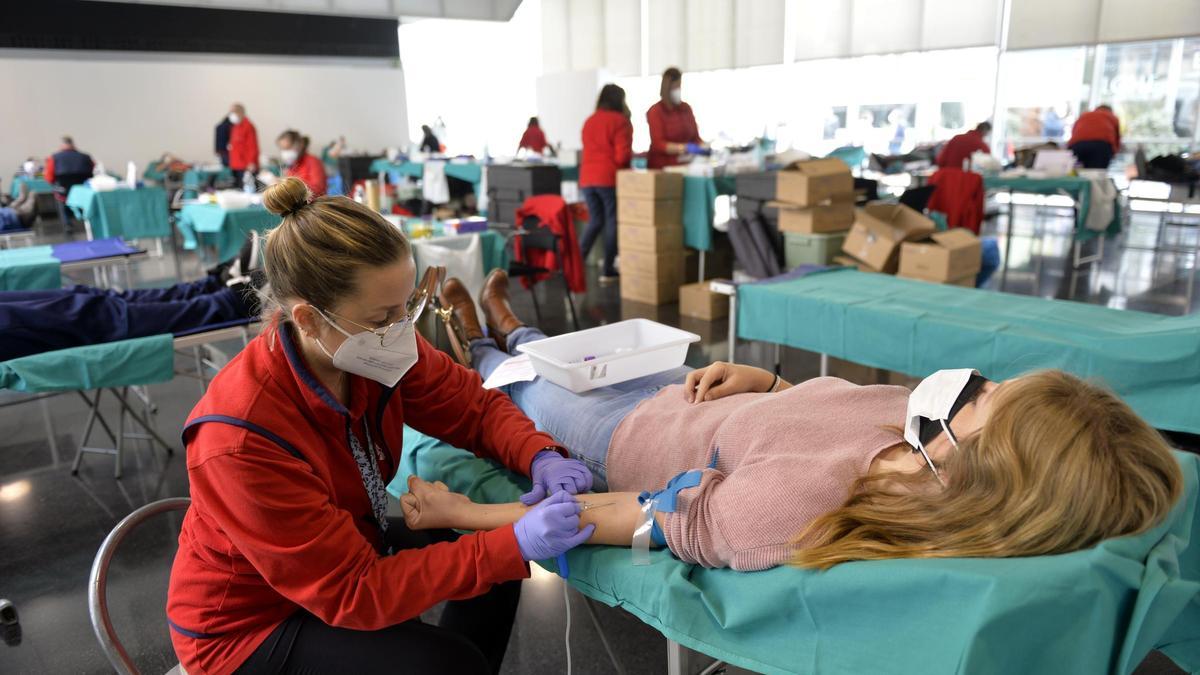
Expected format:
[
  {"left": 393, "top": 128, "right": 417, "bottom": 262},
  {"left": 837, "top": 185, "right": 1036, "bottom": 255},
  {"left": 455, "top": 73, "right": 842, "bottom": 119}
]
[
  {"left": 685, "top": 362, "right": 775, "bottom": 404},
  {"left": 400, "top": 475, "right": 473, "bottom": 530}
]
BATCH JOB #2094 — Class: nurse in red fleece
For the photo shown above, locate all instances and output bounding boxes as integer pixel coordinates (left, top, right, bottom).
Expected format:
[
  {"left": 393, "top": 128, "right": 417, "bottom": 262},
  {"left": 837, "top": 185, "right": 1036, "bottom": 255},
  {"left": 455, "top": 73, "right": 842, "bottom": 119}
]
[
  {"left": 646, "top": 67, "right": 706, "bottom": 169},
  {"left": 167, "top": 176, "right": 595, "bottom": 675},
  {"left": 276, "top": 129, "right": 327, "bottom": 196}
]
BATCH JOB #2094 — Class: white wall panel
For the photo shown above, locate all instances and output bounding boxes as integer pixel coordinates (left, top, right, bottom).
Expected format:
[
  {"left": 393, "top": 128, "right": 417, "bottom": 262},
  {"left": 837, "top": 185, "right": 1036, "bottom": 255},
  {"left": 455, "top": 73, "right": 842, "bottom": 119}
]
[
  {"left": 1008, "top": 0, "right": 1101, "bottom": 49},
  {"left": 794, "top": 0, "right": 852, "bottom": 61},
  {"left": 685, "top": 0, "right": 734, "bottom": 71},
  {"left": 647, "top": 0, "right": 687, "bottom": 73},
  {"left": 850, "top": 0, "right": 922, "bottom": 56},
  {"left": 1097, "top": 0, "right": 1200, "bottom": 44},
  {"left": 568, "top": 0, "right": 606, "bottom": 70},
  {"left": 541, "top": 0, "right": 571, "bottom": 73},
  {"left": 604, "top": 0, "right": 642, "bottom": 76},
  {"left": 921, "top": 0, "right": 1000, "bottom": 51},
  {"left": 735, "top": 0, "right": 786, "bottom": 68}
]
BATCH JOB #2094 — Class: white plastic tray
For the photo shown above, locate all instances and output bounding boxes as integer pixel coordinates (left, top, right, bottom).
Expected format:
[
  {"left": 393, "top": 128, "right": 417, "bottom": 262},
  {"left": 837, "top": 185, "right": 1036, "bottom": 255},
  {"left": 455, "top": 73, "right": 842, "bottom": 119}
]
[{"left": 516, "top": 319, "right": 700, "bottom": 393}]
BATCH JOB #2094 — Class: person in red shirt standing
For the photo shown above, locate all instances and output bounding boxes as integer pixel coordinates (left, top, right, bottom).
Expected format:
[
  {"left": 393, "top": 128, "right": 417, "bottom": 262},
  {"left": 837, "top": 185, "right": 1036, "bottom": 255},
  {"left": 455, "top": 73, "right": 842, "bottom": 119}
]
[
  {"left": 935, "top": 122, "right": 992, "bottom": 170},
  {"left": 646, "top": 67, "right": 706, "bottom": 170},
  {"left": 277, "top": 129, "right": 327, "bottom": 196},
  {"left": 227, "top": 103, "right": 260, "bottom": 184},
  {"left": 1069, "top": 105, "right": 1121, "bottom": 169},
  {"left": 579, "top": 84, "right": 633, "bottom": 284},
  {"left": 516, "top": 117, "right": 556, "bottom": 157},
  {"left": 166, "top": 177, "right": 596, "bottom": 675}
]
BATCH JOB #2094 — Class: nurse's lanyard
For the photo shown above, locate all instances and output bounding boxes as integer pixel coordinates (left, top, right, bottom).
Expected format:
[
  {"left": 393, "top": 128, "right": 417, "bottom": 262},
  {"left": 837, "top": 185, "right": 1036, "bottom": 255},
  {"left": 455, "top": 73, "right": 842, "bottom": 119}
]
[{"left": 347, "top": 420, "right": 391, "bottom": 543}]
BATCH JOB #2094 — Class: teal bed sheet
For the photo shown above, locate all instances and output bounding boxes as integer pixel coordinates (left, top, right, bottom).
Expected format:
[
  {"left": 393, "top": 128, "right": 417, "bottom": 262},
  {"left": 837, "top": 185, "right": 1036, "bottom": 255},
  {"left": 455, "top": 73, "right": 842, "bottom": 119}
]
[
  {"left": 176, "top": 203, "right": 281, "bottom": 262},
  {"left": 737, "top": 269, "right": 1200, "bottom": 435},
  {"left": 0, "top": 334, "right": 175, "bottom": 392},
  {"left": 0, "top": 245, "right": 61, "bottom": 291},
  {"left": 386, "top": 425, "right": 1199, "bottom": 675},
  {"left": 9, "top": 175, "right": 54, "bottom": 198}
]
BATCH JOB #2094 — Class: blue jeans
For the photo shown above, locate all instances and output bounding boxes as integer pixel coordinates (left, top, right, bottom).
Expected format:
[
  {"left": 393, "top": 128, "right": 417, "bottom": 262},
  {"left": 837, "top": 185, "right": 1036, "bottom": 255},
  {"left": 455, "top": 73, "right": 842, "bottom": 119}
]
[
  {"left": 472, "top": 327, "right": 690, "bottom": 491},
  {"left": 0, "top": 277, "right": 248, "bottom": 361},
  {"left": 579, "top": 186, "right": 618, "bottom": 276}
]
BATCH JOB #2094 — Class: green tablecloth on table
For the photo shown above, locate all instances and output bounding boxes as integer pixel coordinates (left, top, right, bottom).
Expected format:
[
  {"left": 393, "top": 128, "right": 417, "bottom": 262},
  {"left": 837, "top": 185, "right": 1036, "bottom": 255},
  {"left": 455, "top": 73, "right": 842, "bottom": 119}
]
[
  {"left": 387, "top": 425, "right": 1200, "bottom": 675},
  {"left": 0, "top": 334, "right": 175, "bottom": 392},
  {"left": 682, "top": 174, "right": 737, "bottom": 251},
  {"left": 560, "top": 164, "right": 579, "bottom": 182},
  {"left": 984, "top": 175, "right": 1121, "bottom": 241},
  {"left": 176, "top": 203, "right": 281, "bottom": 263},
  {"left": 0, "top": 245, "right": 61, "bottom": 291},
  {"left": 66, "top": 185, "right": 171, "bottom": 239},
  {"left": 9, "top": 176, "right": 54, "bottom": 199},
  {"left": 738, "top": 268, "right": 1200, "bottom": 435},
  {"left": 370, "top": 160, "right": 485, "bottom": 201}
]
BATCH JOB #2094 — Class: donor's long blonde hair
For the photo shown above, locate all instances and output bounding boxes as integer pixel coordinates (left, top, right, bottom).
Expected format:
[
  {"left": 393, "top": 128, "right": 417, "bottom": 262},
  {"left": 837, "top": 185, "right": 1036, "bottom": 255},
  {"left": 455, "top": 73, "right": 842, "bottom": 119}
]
[{"left": 792, "top": 370, "right": 1183, "bottom": 569}]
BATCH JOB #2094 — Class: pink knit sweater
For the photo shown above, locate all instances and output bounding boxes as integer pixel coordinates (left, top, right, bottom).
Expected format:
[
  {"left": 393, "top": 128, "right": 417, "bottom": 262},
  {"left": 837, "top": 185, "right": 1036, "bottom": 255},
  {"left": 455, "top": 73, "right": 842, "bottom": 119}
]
[{"left": 606, "top": 377, "right": 910, "bottom": 571}]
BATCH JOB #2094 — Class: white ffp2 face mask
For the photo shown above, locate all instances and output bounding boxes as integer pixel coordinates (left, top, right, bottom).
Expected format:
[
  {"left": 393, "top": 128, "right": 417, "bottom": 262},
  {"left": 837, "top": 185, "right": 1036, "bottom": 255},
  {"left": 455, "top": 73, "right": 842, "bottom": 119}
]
[
  {"left": 229, "top": 113, "right": 241, "bottom": 125},
  {"left": 280, "top": 149, "right": 299, "bottom": 166},
  {"left": 903, "top": 368, "right": 979, "bottom": 484},
  {"left": 669, "top": 88, "right": 682, "bottom": 105},
  {"left": 315, "top": 312, "right": 420, "bottom": 388},
  {"left": 22, "top": 161, "right": 36, "bottom": 175}
]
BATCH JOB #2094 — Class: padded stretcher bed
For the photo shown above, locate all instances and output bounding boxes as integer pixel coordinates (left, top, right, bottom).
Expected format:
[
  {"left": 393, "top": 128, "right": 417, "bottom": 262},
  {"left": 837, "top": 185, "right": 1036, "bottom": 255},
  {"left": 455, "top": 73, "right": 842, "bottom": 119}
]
[
  {"left": 0, "top": 237, "right": 147, "bottom": 291},
  {"left": 387, "top": 426, "right": 1200, "bottom": 675},
  {"left": 731, "top": 267, "right": 1200, "bottom": 435}
]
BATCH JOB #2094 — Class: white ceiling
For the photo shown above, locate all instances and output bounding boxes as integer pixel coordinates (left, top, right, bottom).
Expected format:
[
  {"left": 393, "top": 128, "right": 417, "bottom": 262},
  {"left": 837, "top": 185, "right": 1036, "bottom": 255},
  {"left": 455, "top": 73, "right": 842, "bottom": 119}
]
[{"left": 86, "top": 0, "right": 525, "bottom": 21}]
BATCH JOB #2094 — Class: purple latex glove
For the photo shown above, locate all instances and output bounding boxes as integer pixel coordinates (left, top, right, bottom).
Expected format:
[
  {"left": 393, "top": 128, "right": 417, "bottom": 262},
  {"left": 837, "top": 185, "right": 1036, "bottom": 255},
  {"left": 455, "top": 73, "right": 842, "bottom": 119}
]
[
  {"left": 513, "top": 490, "right": 596, "bottom": 561},
  {"left": 520, "top": 450, "right": 594, "bottom": 506}
]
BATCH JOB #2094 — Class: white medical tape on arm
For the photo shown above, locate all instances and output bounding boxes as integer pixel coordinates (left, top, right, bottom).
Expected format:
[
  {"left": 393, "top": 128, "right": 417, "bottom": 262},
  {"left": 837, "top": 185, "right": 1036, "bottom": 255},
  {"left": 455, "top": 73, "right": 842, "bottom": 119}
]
[{"left": 632, "top": 498, "right": 657, "bottom": 566}]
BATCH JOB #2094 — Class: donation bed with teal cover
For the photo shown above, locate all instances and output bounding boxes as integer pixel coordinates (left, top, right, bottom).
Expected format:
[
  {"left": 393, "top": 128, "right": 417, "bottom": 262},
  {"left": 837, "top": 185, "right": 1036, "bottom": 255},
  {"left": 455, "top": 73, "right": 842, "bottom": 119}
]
[
  {"left": 176, "top": 203, "right": 282, "bottom": 262},
  {"left": 65, "top": 185, "right": 171, "bottom": 240},
  {"left": 0, "top": 238, "right": 146, "bottom": 291},
  {"left": 387, "top": 425, "right": 1199, "bottom": 675},
  {"left": 732, "top": 267, "right": 1200, "bottom": 435}
]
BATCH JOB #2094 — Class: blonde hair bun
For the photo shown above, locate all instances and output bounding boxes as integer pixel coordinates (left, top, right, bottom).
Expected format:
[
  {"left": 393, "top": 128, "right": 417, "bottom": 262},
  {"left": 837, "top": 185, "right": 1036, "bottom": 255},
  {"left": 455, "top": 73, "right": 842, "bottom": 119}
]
[{"left": 263, "top": 176, "right": 311, "bottom": 217}]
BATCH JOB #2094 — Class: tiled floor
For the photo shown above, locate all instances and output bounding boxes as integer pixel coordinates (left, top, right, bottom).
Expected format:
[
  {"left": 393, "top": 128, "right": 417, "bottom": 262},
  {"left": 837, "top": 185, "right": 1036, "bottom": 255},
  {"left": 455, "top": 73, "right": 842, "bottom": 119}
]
[{"left": 1, "top": 202, "right": 1196, "bottom": 674}]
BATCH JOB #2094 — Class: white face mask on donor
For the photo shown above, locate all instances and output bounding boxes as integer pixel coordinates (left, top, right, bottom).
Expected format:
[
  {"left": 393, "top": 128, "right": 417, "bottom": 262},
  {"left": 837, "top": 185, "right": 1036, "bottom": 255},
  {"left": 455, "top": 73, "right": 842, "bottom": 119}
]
[
  {"left": 903, "top": 368, "right": 979, "bottom": 485},
  {"left": 312, "top": 309, "right": 420, "bottom": 387}
]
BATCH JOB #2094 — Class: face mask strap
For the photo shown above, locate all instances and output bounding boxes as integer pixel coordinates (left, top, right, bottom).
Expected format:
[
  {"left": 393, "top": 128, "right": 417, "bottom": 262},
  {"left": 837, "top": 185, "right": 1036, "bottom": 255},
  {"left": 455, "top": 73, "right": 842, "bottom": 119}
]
[
  {"left": 914, "top": 439, "right": 947, "bottom": 487},
  {"left": 939, "top": 418, "right": 959, "bottom": 448}
]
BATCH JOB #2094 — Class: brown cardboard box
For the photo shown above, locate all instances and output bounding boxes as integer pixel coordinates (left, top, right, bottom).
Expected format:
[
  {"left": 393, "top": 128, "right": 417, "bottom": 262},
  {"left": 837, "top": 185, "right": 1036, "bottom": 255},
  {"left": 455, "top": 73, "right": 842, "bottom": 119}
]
[
  {"left": 618, "top": 223, "right": 683, "bottom": 252},
  {"left": 620, "top": 273, "right": 678, "bottom": 305},
  {"left": 841, "top": 203, "right": 937, "bottom": 274},
  {"left": 948, "top": 274, "right": 977, "bottom": 287},
  {"left": 620, "top": 249, "right": 684, "bottom": 286},
  {"left": 617, "top": 198, "right": 683, "bottom": 226},
  {"left": 776, "top": 158, "right": 855, "bottom": 206},
  {"left": 617, "top": 170, "right": 684, "bottom": 200},
  {"left": 769, "top": 200, "right": 855, "bottom": 234},
  {"left": 679, "top": 282, "right": 729, "bottom": 320},
  {"left": 898, "top": 229, "right": 982, "bottom": 283}
]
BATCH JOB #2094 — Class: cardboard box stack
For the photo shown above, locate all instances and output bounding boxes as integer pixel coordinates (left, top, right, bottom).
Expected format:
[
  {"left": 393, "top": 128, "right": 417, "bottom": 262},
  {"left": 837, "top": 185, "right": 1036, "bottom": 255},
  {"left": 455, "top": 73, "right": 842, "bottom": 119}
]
[
  {"left": 840, "top": 203, "right": 937, "bottom": 274},
  {"left": 764, "top": 159, "right": 857, "bottom": 267},
  {"left": 617, "top": 170, "right": 685, "bottom": 305}
]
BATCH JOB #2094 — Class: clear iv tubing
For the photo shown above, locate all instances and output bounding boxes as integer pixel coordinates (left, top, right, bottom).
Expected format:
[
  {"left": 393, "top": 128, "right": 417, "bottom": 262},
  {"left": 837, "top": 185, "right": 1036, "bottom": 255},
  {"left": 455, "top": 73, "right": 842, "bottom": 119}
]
[{"left": 563, "top": 582, "right": 572, "bottom": 675}]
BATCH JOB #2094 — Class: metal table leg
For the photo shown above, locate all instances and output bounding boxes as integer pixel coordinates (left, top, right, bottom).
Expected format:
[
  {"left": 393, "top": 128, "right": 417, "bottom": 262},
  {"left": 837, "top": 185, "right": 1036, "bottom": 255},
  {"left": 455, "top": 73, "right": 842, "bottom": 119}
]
[
  {"left": 667, "top": 640, "right": 689, "bottom": 675},
  {"left": 1000, "top": 188, "right": 1015, "bottom": 291}
]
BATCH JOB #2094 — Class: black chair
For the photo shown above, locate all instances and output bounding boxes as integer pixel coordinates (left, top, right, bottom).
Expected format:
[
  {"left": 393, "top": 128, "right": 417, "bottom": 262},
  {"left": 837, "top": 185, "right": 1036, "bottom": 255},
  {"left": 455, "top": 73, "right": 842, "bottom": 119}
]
[
  {"left": 898, "top": 185, "right": 937, "bottom": 213},
  {"left": 504, "top": 214, "right": 580, "bottom": 331}
]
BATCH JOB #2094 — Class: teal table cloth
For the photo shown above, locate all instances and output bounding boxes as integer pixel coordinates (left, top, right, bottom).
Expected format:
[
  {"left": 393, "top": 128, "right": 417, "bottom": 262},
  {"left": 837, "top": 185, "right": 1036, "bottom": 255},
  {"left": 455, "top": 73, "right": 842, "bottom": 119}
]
[
  {"left": 387, "top": 425, "right": 1199, "bottom": 675},
  {"left": 0, "top": 334, "right": 175, "bottom": 393},
  {"left": 682, "top": 175, "right": 738, "bottom": 252},
  {"left": 984, "top": 175, "right": 1121, "bottom": 241},
  {"left": 560, "top": 164, "right": 579, "bottom": 182},
  {"left": 66, "top": 185, "right": 171, "bottom": 239},
  {"left": 477, "top": 229, "right": 508, "bottom": 274},
  {"left": 826, "top": 145, "right": 867, "bottom": 169},
  {"left": 0, "top": 245, "right": 61, "bottom": 291},
  {"left": 176, "top": 203, "right": 281, "bottom": 262},
  {"left": 9, "top": 175, "right": 54, "bottom": 199},
  {"left": 737, "top": 268, "right": 1200, "bottom": 434}
]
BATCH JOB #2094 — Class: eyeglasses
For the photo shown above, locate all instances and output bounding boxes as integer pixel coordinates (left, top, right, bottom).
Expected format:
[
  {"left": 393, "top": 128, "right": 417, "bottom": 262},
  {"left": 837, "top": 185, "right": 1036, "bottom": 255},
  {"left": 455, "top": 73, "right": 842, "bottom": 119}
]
[{"left": 318, "top": 266, "right": 445, "bottom": 347}]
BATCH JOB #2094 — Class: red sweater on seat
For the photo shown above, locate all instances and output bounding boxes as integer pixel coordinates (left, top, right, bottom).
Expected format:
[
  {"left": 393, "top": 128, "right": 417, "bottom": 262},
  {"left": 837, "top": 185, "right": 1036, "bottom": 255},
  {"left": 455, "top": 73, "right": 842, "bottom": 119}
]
[
  {"left": 167, "top": 324, "right": 557, "bottom": 674},
  {"left": 579, "top": 110, "right": 633, "bottom": 188}
]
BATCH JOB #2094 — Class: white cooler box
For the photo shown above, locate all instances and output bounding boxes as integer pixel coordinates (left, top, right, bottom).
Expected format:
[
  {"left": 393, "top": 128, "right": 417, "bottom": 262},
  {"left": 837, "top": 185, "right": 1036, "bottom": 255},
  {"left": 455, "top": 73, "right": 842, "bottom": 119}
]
[{"left": 517, "top": 319, "right": 699, "bottom": 393}]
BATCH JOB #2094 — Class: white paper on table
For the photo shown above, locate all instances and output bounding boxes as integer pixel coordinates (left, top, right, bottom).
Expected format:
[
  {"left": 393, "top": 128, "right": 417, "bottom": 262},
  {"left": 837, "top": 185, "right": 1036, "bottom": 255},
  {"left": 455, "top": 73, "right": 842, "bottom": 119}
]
[{"left": 482, "top": 354, "right": 538, "bottom": 389}]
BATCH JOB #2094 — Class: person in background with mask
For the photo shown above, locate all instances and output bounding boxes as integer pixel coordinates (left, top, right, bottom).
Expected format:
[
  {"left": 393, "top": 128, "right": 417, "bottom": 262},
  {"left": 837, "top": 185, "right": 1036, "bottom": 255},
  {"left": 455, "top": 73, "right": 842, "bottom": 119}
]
[
  {"left": 227, "top": 103, "right": 259, "bottom": 183},
  {"left": 167, "top": 177, "right": 596, "bottom": 675},
  {"left": 417, "top": 290, "right": 1185, "bottom": 574},
  {"left": 646, "top": 67, "right": 706, "bottom": 170},
  {"left": 277, "top": 129, "right": 327, "bottom": 196}
]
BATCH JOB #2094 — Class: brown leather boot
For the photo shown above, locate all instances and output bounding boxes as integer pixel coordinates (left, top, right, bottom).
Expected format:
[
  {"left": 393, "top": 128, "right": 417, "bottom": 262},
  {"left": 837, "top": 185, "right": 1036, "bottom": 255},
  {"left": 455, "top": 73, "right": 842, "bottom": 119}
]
[
  {"left": 480, "top": 269, "right": 525, "bottom": 352},
  {"left": 437, "top": 277, "right": 484, "bottom": 367}
]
